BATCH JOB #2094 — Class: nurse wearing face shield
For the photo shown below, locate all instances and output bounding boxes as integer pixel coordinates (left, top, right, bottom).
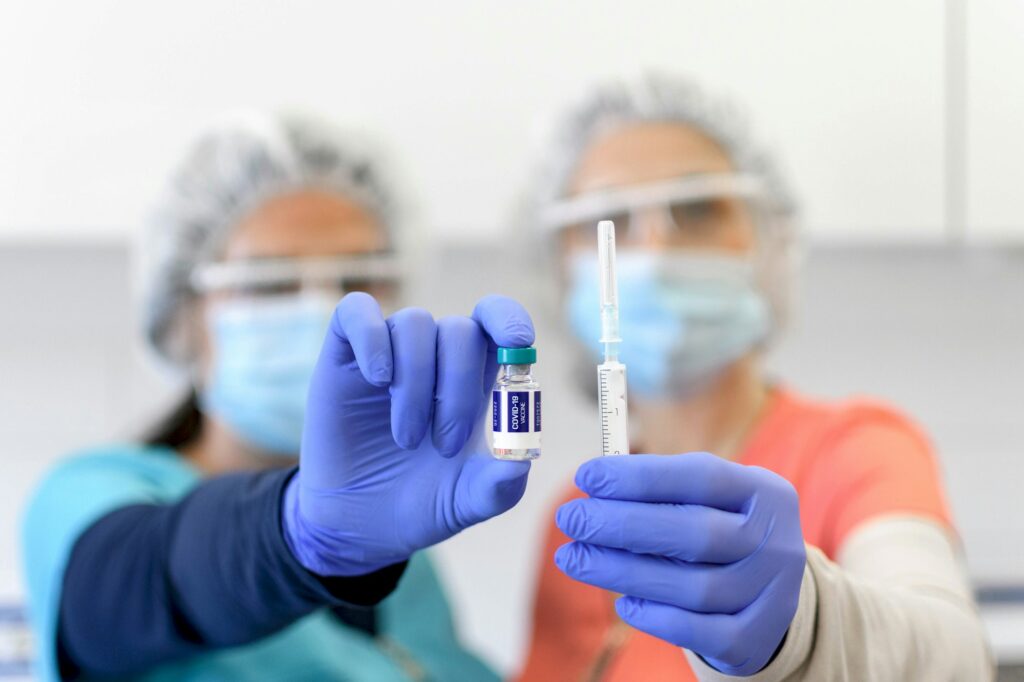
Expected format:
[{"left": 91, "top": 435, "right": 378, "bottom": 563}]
[
  {"left": 21, "top": 113, "right": 534, "bottom": 682},
  {"left": 519, "top": 75, "right": 992, "bottom": 681}
]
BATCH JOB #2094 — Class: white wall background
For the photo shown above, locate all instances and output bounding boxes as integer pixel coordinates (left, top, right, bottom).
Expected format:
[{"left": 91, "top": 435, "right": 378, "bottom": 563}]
[
  {"left": 0, "top": 0, "right": 1020, "bottom": 246},
  {"left": 968, "top": 0, "right": 1024, "bottom": 239},
  {"left": 2, "top": 0, "right": 1024, "bottom": 676}
]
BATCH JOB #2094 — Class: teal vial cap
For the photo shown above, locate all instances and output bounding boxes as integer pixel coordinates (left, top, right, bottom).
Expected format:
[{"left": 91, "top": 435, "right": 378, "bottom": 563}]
[{"left": 497, "top": 346, "right": 537, "bottom": 365}]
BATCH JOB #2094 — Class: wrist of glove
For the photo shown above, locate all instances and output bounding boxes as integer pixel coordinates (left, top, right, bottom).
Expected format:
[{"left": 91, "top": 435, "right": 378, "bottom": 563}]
[
  {"left": 555, "top": 452, "right": 806, "bottom": 676},
  {"left": 282, "top": 473, "right": 410, "bottom": 577}
]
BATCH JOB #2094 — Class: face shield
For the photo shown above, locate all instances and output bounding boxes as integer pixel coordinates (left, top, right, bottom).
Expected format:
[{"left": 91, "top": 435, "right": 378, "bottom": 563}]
[
  {"left": 541, "top": 172, "right": 767, "bottom": 247},
  {"left": 540, "top": 173, "right": 789, "bottom": 400},
  {"left": 188, "top": 253, "right": 403, "bottom": 456},
  {"left": 190, "top": 253, "right": 403, "bottom": 305}
]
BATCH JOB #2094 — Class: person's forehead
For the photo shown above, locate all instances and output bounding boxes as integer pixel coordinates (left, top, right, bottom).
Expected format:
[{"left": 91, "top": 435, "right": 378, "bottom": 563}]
[
  {"left": 569, "top": 122, "right": 736, "bottom": 195},
  {"left": 223, "top": 189, "right": 386, "bottom": 261}
]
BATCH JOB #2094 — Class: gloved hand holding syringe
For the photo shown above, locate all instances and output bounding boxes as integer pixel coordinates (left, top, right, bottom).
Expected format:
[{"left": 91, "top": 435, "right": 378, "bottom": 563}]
[{"left": 596, "top": 220, "right": 629, "bottom": 456}]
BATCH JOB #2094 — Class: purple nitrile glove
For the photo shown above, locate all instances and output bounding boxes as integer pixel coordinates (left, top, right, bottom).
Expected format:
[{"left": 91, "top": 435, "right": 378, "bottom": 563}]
[
  {"left": 283, "top": 292, "right": 534, "bottom": 576},
  {"left": 555, "top": 452, "right": 806, "bottom": 676}
]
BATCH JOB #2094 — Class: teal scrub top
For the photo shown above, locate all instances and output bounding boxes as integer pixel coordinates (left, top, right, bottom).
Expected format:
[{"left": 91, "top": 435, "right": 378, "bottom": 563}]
[{"left": 21, "top": 445, "right": 499, "bottom": 682}]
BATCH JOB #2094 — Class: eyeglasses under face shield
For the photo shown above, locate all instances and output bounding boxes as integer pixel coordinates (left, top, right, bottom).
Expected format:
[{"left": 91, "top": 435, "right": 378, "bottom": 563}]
[
  {"left": 540, "top": 173, "right": 770, "bottom": 250},
  {"left": 190, "top": 253, "right": 403, "bottom": 302}
]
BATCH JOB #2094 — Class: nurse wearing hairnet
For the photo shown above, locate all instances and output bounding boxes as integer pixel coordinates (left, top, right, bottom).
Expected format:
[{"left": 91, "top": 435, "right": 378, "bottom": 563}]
[
  {"left": 518, "top": 75, "right": 992, "bottom": 681},
  {"left": 22, "top": 114, "right": 534, "bottom": 681}
]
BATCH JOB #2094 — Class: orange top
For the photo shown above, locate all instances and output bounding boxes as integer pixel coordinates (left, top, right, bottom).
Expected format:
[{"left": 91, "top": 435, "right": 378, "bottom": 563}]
[{"left": 515, "top": 387, "right": 953, "bottom": 682}]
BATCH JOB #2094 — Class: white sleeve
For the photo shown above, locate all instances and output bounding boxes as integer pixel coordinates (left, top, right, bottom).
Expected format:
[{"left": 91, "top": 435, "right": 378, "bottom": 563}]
[{"left": 684, "top": 515, "right": 994, "bottom": 681}]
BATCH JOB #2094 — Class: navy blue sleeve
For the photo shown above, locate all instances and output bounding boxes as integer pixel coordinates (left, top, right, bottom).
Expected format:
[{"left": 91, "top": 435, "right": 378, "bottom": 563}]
[{"left": 56, "top": 467, "right": 406, "bottom": 680}]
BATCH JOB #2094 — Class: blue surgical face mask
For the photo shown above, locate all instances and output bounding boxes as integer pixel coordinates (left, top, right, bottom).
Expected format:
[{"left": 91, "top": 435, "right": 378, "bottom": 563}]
[
  {"left": 567, "top": 250, "right": 771, "bottom": 399},
  {"left": 201, "top": 293, "right": 335, "bottom": 456}
]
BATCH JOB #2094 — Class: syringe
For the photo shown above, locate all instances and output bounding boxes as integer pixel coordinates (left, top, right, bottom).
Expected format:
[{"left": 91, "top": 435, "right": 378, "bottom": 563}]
[{"left": 596, "top": 220, "right": 629, "bottom": 456}]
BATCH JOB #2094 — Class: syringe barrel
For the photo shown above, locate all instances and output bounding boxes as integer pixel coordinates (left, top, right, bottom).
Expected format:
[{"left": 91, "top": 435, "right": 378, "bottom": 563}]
[
  {"left": 595, "top": 220, "right": 628, "bottom": 456},
  {"left": 597, "top": 361, "right": 629, "bottom": 456}
]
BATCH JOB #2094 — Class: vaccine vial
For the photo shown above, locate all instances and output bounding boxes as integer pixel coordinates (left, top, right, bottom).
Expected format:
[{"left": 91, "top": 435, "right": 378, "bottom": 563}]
[{"left": 491, "top": 346, "right": 541, "bottom": 460}]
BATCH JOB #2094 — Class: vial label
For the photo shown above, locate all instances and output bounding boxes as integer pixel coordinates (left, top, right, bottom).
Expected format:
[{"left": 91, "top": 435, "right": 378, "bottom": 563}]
[
  {"left": 534, "top": 391, "right": 541, "bottom": 432},
  {"left": 492, "top": 391, "right": 501, "bottom": 432},
  {"left": 508, "top": 392, "right": 529, "bottom": 432},
  {"left": 491, "top": 388, "right": 541, "bottom": 450}
]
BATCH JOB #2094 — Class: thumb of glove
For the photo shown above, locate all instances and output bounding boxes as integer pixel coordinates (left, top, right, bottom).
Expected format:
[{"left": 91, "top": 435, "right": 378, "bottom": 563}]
[{"left": 451, "top": 424, "right": 531, "bottom": 530}]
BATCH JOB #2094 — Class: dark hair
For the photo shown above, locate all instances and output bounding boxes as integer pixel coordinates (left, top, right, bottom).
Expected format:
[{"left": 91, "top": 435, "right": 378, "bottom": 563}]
[{"left": 145, "top": 390, "right": 204, "bottom": 449}]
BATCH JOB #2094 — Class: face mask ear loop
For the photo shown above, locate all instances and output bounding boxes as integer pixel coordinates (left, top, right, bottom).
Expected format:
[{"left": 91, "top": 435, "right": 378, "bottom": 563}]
[
  {"left": 182, "top": 292, "right": 215, "bottom": 405},
  {"left": 187, "top": 363, "right": 207, "bottom": 420},
  {"left": 186, "top": 345, "right": 208, "bottom": 413}
]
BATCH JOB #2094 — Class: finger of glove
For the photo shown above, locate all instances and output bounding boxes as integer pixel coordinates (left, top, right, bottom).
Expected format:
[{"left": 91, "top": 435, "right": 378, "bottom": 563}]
[
  {"left": 330, "top": 292, "right": 393, "bottom": 385},
  {"left": 433, "top": 316, "right": 488, "bottom": 457},
  {"left": 614, "top": 597, "right": 766, "bottom": 674},
  {"left": 303, "top": 294, "right": 391, "bottom": 488},
  {"left": 452, "top": 455, "right": 531, "bottom": 531},
  {"left": 554, "top": 542, "right": 763, "bottom": 614},
  {"left": 555, "top": 497, "right": 762, "bottom": 564},
  {"left": 387, "top": 308, "right": 437, "bottom": 449},
  {"left": 574, "top": 452, "right": 758, "bottom": 512},
  {"left": 470, "top": 295, "right": 535, "bottom": 395}
]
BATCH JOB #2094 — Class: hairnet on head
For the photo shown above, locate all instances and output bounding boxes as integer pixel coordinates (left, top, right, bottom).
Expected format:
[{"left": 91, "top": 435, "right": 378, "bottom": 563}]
[
  {"left": 138, "top": 112, "right": 401, "bottom": 371},
  {"left": 529, "top": 72, "right": 801, "bottom": 336}
]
